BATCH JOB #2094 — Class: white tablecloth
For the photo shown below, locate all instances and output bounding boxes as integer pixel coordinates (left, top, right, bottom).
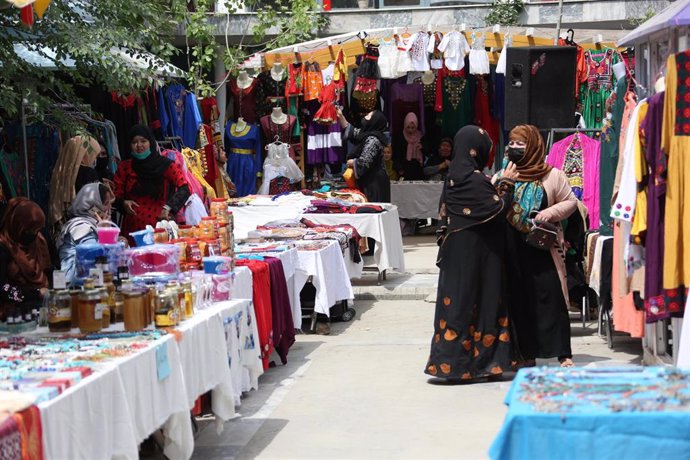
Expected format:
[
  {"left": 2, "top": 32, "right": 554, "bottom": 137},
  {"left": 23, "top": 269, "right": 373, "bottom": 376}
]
[
  {"left": 303, "top": 206, "right": 405, "bottom": 273},
  {"left": 231, "top": 266, "right": 254, "bottom": 301},
  {"left": 390, "top": 181, "right": 444, "bottom": 219},
  {"left": 293, "top": 240, "right": 354, "bottom": 316},
  {"left": 231, "top": 204, "right": 405, "bottom": 273},
  {"left": 38, "top": 299, "right": 260, "bottom": 460}
]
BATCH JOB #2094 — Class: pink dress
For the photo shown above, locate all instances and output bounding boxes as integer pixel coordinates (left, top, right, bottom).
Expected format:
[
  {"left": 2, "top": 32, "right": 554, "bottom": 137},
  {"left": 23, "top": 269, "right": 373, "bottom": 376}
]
[{"left": 546, "top": 133, "right": 600, "bottom": 230}]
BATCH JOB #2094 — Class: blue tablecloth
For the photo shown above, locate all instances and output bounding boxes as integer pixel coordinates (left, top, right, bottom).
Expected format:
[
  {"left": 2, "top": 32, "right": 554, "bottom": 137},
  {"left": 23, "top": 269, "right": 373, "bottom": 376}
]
[{"left": 489, "top": 367, "right": 690, "bottom": 460}]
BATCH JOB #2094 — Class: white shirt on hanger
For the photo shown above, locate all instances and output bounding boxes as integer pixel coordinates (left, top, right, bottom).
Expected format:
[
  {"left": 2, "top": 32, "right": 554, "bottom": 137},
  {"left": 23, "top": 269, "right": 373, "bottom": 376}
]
[
  {"left": 378, "top": 37, "right": 402, "bottom": 79},
  {"left": 469, "top": 49, "right": 490, "bottom": 75},
  {"left": 409, "top": 32, "right": 431, "bottom": 72},
  {"left": 396, "top": 34, "right": 414, "bottom": 74},
  {"left": 438, "top": 31, "right": 470, "bottom": 72}
]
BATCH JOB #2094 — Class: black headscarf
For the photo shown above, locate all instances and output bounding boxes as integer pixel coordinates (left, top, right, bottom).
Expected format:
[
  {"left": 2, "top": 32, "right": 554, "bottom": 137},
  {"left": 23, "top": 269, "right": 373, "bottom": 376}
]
[
  {"left": 442, "top": 125, "right": 503, "bottom": 232},
  {"left": 426, "top": 137, "right": 454, "bottom": 168},
  {"left": 128, "top": 125, "right": 172, "bottom": 198},
  {"left": 351, "top": 111, "right": 389, "bottom": 159}
]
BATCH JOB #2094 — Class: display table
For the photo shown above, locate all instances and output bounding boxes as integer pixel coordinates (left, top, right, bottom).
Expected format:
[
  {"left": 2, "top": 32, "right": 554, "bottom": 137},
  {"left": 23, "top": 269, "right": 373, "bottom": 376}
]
[
  {"left": 390, "top": 180, "right": 444, "bottom": 220},
  {"left": 489, "top": 367, "right": 690, "bottom": 460},
  {"left": 29, "top": 299, "right": 256, "bottom": 460},
  {"left": 231, "top": 266, "right": 254, "bottom": 301},
  {"left": 303, "top": 205, "right": 405, "bottom": 274},
  {"left": 293, "top": 240, "right": 354, "bottom": 316},
  {"left": 230, "top": 203, "right": 405, "bottom": 274}
]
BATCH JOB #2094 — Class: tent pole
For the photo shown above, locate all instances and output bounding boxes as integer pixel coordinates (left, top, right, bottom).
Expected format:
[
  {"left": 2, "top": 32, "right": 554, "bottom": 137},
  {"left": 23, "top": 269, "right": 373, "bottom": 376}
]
[
  {"left": 555, "top": 0, "right": 565, "bottom": 44},
  {"left": 21, "top": 90, "right": 30, "bottom": 199}
]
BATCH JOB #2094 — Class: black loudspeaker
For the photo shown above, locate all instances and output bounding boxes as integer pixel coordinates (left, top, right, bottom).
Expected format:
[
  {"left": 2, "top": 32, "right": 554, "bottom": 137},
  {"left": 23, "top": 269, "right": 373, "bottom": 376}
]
[{"left": 504, "top": 46, "right": 577, "bottom": 130}]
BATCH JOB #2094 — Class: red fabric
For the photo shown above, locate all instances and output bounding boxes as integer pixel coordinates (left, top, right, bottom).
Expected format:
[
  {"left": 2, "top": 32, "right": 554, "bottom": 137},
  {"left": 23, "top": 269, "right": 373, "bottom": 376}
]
[
  {"left": 20, "top": 6, "right": 34, "bottom": 28},
  {"left": 13, "top": 405, "right": 43, "bottom": 460},
  {"left": 113, "top": 159, "right": 188, "bottom": 236},
  {"left": 472, "top": 75, "right": 500, "bottom": 168},
  {"left": 228, "top": 78, "right": 258, "bottom": 123},
  {"left": 313, "top": 82, "right": 338, "bottom": 124},
  {"left": 435, "top": 67, "right": 465, "bottom": 112},
  {"left": 236, "top": 259, "right": 273, "bottom": 370},
  {"left": 200, "top": 97, "right": 218, "bottom": 125}
]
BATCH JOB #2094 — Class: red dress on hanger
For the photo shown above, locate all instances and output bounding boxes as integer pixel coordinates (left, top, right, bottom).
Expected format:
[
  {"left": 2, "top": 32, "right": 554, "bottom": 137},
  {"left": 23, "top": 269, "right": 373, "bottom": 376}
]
[{"left": 235, "top": 259, "right": 274, "bottom": 370}]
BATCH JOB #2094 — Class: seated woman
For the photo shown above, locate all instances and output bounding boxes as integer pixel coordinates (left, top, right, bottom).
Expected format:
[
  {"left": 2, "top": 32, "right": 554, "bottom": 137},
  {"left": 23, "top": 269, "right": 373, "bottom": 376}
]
[
  {"left": 0, "top": 198, "right": 52, "bottom": 322},
  {"left": 395, "top": 112, "right": 425, "bottom": 181},
  {"left": 424, "top": 138, "right": 453, "bottom": 181},
  {"left": 383, "top": 144, "right": 399, "bottom": 181},
  {"left": 56, "top": 183, "right": 115, "bottom": 284}
]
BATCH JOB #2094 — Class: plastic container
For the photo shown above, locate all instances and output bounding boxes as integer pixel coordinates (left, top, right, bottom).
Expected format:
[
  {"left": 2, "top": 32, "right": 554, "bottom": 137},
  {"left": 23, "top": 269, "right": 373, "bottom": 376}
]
[
  {"left": 96, "top": 221, "right": 120, "bottom": 244},
  {"left": 75, "top": 243, "right": 126, "bottom": 281},
  {"left": 126, "top": 244, "right": 181, "bottom": 278},
  {"left": 210, "top": 198, "right": 229, "bottom": 224},
  {"left": 203, "top": 256, "right": 233, "bottom": 275},
  {"left": 130, "top": 228, "right": 154, "bottom": 247},
  {"left": 48, "top": 290, "right": 72, "bottom": 332},
  {"left": 199, "top": 217, "right": 217, "bottom": 240}
]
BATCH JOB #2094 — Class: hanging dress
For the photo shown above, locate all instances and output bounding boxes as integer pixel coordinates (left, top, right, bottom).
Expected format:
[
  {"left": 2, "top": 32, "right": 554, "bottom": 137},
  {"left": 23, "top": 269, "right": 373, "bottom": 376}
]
[
  {"left": 256, "top": 70, "right": 288, "bottom": 119},
  {"left": 258, "top": 143, "right": 304, "bottom": 195},
  {"left": 224, "top": 122, "right": 263, "bottom": 197},
  {"left": 352, "top": 44, "right": 381, "bottom": 115},
  {"left": 303, "top": 62, "right": 324, "bottom": 102},
  {"left": 434, "top": 68, "right": 473, "bottom": 138},
  {"left": 228, "top": 77, "right": 259, "bottom": 124},
  {"left": 378, "top": 37, "right": 401, "bottom": 79},
  {"left": 581, "top": 48, "right": 621, "bottom": 129}
]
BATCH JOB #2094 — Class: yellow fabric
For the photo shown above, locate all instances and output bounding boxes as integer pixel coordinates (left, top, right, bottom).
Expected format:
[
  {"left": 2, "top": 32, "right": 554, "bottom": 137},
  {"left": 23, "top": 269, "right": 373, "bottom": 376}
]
[
  {"left": 181, "top": 148, "right": 217, "bottom": 200},
  {"left": 342, "top": 168, "right": 357, "bottom": 189},
  {"left": 229, "top": 148, "right": 255, "bottom": 155},
  {"left": 631, "top": 101, "right": 648, "bottom": 237},
  {"left": 661, "top": 53, "right": 690, "bottom": 291},
  {"left": 34, "top": 0, "right": 51, "bottom": 18}
]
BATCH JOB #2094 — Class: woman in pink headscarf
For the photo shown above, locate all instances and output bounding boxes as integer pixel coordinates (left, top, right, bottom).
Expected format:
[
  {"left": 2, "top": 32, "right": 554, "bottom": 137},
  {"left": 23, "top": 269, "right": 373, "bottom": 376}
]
[{"left": 394, "top": 112, "right": 425, "bottom": 180}]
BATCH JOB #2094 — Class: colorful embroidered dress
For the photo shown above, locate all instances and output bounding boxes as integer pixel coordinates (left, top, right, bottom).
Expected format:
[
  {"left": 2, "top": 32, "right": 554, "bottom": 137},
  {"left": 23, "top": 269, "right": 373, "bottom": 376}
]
[
  {"left": 580, "top": 48, "right": 621, "bottom": 129},
  {"left": 224, "top": 122, "right": 262, "bottom": 197}
]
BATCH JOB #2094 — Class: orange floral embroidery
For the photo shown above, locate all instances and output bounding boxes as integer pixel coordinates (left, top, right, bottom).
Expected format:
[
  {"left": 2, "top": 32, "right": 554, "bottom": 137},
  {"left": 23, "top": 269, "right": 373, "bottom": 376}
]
[
  {"left": 498, "top": 317, "right": 509, "bottom": 327},
  {"left": 462, "top": 340, "right": 472, "bottom": 351},
  {"left": 443, "top": 297, "right": 451, "bottom": 306},
  {"left": 473, "top": 331, "right": 482, "bottom": 342},
  {"left": 444, "top": 328, "right": 458, "bottom": 341},
  {"left": 490, "top": 366, "right": 503, "bottom": 375},
  {"left": 461, "top": 372, "right": 472, "bottom": 380},
  {"left": 474, "top": 347, "right": 479, "bottom": 357},
  {"left": 434, "top": 333, "right": 441, "bottom": 343},
  {"left": 482, "top": 334, "right": 496, "bottom": 348},
  {"left": 439, "top": 319, "right": 447, "bottom": 329},
  {"left": 440, "top": 363, "right": 451, "bottom": 374},
  {"left": 499, "top": 332, "right": 510, "bottom": 342},
  {"left": 427, "top": 365, "right": 437, "bottom": 375}
]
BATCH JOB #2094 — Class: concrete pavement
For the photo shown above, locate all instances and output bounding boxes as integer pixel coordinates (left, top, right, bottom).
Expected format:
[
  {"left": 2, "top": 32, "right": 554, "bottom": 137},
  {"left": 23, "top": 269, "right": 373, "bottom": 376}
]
[{"left": 191, "top": 235, "right": 643, "bottom": 460}]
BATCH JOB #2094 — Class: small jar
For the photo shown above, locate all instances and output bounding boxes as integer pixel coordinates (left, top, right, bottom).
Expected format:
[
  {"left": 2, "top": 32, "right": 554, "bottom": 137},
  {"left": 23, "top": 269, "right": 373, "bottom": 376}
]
[
  {"left": 210, "top": 198, "right": 229, "bottom": 224},
  {"left": 178, "top": 225, "right": 193, "bottom": 239},
  {"left": 78, "top": 281, "right": 103, "bottom": 333},
  {"left": 123, "top": 286, "right": 147, "bottom": 332},
  {"left": 154, "top": 284, "right": 178, "bottom": 328},
  {"left": 186, "top": 239, "right": 202, "bottom": 264},
  {"left": 98, "top": 287, "right": 111, "bottom": 329},
  {"left": 69, "top": 288, "right": 82, "bottom": 329},
  {"left": 103, "top": 272, "right": 118, "bottom": 324},
  {"left": 182, "top": 281, "right": 194, "bottom": 318},
  {"left": 199, "top": 217, "right": 217, "bottom": 240},
  {"left": 154, "top": 228, "right": 169, "bottom": 244},
  {"left": 48, "top": 290, "right": 72, "bottom": 332},
  {"left": 201, "top": 239, "right": 222, "bottom": 257}
]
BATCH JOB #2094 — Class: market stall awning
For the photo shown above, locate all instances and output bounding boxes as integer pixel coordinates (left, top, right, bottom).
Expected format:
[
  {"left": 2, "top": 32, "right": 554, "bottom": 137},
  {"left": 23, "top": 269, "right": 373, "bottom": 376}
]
[{"left": 618, "top": 0, "right": 690, "bottom": 45}]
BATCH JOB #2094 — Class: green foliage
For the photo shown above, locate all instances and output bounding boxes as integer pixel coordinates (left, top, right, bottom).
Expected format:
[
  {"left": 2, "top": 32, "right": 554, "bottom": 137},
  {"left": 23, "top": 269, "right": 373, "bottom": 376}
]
[
  {"left": 0, "top": 0, "right": 328, "bottom": 123},
  {"left": 629, "top": 5, "right": 656, "bottom": 27},
  {"left": 485, "top": 0, "right": 524, "bottom": 27}
]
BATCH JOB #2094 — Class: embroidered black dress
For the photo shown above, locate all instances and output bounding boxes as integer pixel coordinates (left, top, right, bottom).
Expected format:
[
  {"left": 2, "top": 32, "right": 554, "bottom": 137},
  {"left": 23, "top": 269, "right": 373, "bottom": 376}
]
[{"left": 425, "top": 126, "right": 514, "bottom": 381}]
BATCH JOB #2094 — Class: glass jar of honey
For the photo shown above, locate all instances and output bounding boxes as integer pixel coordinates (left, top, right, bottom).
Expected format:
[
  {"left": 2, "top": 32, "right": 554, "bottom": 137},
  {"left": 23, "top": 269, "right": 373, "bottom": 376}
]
[
  {"left": 123, "top": 286, "right": 147, "bottom": 332},
  {"left": 78, "top": 280, "right": 104, "bottom": 333},
  {"left": 199, "top": 217, "right": 217, "bottom": 240},
  {"left": 154, "top": 284, "right": 179, "bottom": 327},
  {"left": 48, "top": 289, "right": 72, "bottom": 332},
  {"left": 210, "top": 198, "right": 229, "bottom": 224},
  {"left": 182, "top": 281, "right": 194, "bottom": 318},
  {"left": 186, "top": 239, "right": 202, "bottom": 265},
  {"left": 69, "top": 288, "right": 81, "bottom": 329}
]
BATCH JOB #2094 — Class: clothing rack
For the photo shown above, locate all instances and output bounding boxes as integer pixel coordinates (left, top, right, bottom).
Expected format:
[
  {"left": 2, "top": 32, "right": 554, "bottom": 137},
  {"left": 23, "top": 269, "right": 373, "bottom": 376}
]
[{"left": 545, "top": 128, "right": 601, "bottom": 154}]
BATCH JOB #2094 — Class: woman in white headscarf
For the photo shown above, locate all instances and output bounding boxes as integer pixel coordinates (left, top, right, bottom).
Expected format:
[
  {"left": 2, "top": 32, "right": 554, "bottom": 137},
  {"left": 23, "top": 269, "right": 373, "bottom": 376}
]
[{"left": 56, "top": 183, "right": 115, "bottom": 283}]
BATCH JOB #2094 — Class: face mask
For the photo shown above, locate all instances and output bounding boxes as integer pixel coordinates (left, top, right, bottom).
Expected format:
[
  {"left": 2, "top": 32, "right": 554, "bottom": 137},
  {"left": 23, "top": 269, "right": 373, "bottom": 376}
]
[
  {"left": 96, "top": 156, "right": 109, "bottom": 170},
  {"left": 131, "top": 148, "right": 151, "bottom": 160},
  {"left": 19, "top": 232, "right": 37, "bottom": 246},
  {"left": 507, "top": 147, "right": 525, "bottom": 162}
]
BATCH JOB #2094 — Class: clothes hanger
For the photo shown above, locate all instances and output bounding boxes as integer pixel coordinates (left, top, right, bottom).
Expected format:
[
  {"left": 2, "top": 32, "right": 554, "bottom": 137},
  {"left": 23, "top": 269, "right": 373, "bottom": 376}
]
[{"left": 566, "top": 29, "right": 576, "bottom": 46}]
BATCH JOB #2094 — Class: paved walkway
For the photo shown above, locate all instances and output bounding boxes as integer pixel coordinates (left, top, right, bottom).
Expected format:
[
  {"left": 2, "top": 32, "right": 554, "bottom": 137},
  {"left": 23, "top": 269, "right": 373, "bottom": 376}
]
[{"left": 191, "top": 236, "right": 643, "bottom": 460}]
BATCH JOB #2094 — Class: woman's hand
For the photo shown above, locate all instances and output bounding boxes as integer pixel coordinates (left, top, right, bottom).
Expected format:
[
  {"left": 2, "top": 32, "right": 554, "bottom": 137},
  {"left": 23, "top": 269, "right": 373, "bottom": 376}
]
[
  {"left": 534, "top": 211, "right": 551, "bottom": 222},
  {"left": 158, "top": 208, "right": 171, "bottom": 221},
  {"left": 502, "top": 161, "right": 520, "bottom": 181},
  {"left": 123, "top": 200, "right": 139, "bottom": 215},
  {"left": 346, "top": 159, "right": 354, "bottom": 168}
]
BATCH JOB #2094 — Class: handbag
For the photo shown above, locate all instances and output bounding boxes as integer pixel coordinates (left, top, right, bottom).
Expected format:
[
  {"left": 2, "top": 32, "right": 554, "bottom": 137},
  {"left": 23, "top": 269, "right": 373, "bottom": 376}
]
[
  {"left": 524, "top": 213, "right": 559, "bottom": 251},
  {"left": 343, "top": 167, "right": 358, "bottom": 189}
]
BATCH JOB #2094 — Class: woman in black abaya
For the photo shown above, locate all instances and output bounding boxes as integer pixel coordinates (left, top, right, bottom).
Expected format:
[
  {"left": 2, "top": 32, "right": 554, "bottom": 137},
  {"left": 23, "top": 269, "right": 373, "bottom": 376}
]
[{"left": 425, "top": 126, "right": 518, "bottom": 383}]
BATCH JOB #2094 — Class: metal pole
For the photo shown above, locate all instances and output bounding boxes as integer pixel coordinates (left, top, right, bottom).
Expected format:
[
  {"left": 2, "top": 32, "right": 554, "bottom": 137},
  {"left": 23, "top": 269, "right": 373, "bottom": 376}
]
[
  {"left": 555, "top": 0, "right": 565, "bottom": 44},
  {"left": 20, "top": 91, "right": 30, "bottom": 199}
]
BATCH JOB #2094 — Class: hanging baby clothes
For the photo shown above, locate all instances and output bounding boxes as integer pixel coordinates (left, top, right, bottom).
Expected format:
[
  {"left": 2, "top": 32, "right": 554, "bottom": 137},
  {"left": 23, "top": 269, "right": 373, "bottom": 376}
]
[
  {"left": 307, "top": 122, "right": 342, "bottom": 166},
  {"left": 469, "top": 49, "right": 490, "bottom": 75},
  {"left": 303, "top": 62, "right": 324, "bottom": 102},
  {"left": 472, "top": 75, "right": 500, "bottom": 168},
  {"left": 313, "top": 82, "right": 339, "bottom": 124},
  {"left": 224, "top": 122, "right": 263, "bottom": 197},
  {"left": 258, "top": 143, "right": 304, "bottom": 195},
  {"left": 438, "top": 30, "right": 471, "bottom": 72},
  {"left": 256, "top": 70, "right": 288, "bottom": 119},
  {"left": 434, "top": 68, "right": 473, "bottom": 138},
  {"left": 580, "top": 48, "right": 621, "bottom": 129},
  {"left": 260, "top": 114, "right": 297, "bottom": 159},
  {"left": 409, "top": 31, "right": 431, "bottom": 72},
  {"left": 428, "top": 32, "right": 445, "bottom": 70},
  {"left": 378, "top": 36, "right": 401, "bottom": 79},
  {"left": 661, "top": 51, "right": 690, "bottom": 314},
  {"left": 352, "top": 43, "right": 381, "bottom": 116},
  {"left": 547, "top": 133, "right": 601, "bottom": 230},
  {"left": 228, "top": 76, "right": 259, "bottom": 123},
  {"left": 641, "top": 91, "right": 667, "bottom": 322},
  {"left": 395, "top": 34, "right": 413, "bottom": 76}
]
